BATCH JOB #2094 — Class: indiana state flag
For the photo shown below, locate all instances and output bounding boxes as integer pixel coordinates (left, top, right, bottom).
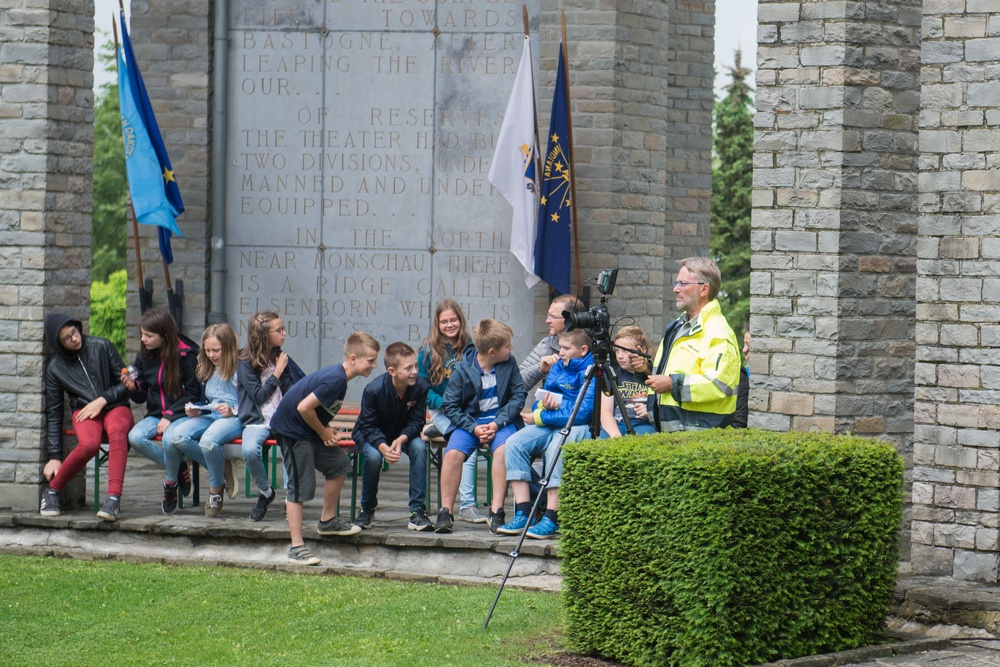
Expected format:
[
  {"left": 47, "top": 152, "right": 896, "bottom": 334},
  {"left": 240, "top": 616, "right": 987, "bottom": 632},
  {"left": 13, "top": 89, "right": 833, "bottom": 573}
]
[
  {"left": 488, "top": 36, "right": 539, "bottom": 289},
  {"left": 534, "top": 46, "right": 572, "bottom": 295},
  {"left": 118, "top": 10, "right": 184, "bottom": 264}
]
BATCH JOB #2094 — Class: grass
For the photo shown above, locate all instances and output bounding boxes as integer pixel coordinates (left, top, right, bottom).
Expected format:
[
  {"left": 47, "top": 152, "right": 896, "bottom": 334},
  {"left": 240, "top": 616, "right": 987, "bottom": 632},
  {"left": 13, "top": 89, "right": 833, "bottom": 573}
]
[{"left": 0, "top": 554, "right": 563, "bottom": 666}]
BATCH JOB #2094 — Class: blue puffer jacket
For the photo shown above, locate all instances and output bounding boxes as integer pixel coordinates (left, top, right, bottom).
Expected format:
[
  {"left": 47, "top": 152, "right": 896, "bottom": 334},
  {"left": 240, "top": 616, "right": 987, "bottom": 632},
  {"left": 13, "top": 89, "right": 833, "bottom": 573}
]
[{"left": 530, "top": 353, "right": 595, "bottom": 428}]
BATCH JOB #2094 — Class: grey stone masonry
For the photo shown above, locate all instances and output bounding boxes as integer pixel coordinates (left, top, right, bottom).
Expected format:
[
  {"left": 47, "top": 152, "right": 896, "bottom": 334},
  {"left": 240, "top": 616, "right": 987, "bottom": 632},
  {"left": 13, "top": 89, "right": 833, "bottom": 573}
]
[
  {"left": 751, "top": 0, "right": 921, "bottom": 559},
  {"left": 0, "top": 0, "right": 95, "bottom": 510},
  {"left": 911, "top": 1, "right": 1000, "bottom": 583}
]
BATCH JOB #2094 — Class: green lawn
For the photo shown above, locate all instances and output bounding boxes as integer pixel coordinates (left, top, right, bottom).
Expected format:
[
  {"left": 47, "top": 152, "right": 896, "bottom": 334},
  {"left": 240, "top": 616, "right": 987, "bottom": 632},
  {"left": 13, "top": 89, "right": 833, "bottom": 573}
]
[{"left": 0, "top": 554, "right": 562, "bottom": 666}]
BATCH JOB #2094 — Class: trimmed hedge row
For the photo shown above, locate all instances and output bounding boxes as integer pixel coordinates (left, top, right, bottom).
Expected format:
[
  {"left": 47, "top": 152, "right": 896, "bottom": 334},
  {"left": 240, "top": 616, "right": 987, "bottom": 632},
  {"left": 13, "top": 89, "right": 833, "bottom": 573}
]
[{"left": 559, "top": 429, "right": 903, "bottom": 667}]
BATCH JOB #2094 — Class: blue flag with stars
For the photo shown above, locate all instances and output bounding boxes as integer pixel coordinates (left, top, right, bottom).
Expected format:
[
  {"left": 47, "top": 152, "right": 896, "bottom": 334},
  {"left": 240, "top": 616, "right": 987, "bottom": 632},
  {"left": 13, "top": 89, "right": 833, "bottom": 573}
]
[
  {"left": 118, "top": 10, "right": 184, "bottom": 264},
  {"left": 534, "top": 47, "right": 572, "bottom": 295}
]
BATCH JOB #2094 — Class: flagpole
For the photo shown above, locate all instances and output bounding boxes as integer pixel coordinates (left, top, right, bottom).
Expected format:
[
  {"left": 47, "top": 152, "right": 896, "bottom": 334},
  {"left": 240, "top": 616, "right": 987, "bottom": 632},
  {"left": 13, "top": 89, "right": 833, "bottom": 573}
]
[
  {"left": 560, "top": 13, "right": 582, "bottom": 294},
  {"left": 113, "top": 17, "right": 151, "bottom": 313},
  {"left": 523, "top": 5, "right": 542, "bottom": 181}
]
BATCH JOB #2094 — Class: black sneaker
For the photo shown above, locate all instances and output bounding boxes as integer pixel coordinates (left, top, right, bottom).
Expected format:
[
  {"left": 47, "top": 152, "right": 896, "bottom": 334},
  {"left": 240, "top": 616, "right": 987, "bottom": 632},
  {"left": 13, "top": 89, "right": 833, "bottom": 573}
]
[
  {"left": 96, "top": 496, "right": 120, "bottom": 522},
  {"left": 407, "top": 508, "right": 433, "bottom": 531},
  {"left": 40, "top": 487, "right": 61, "bottom": 517},
  {"left": 249, "top": 488, "right": 276, "bottom": 522},
  {"left": 434, "top": 508, "right": 454, "bottom": 534},
  {"left": 162, "top": 482, "right": 178, "bottom": 515},
  {"left": 177, "top": 461, "right": 192, "bottom": 498},
  {"left": 422, "top": 423, "right": 443, "bottom": 439},
  {"left": 317, "top": 515, "right": 361, "bottom": 536},
  {"left": 487, "top": 507, "right": 506, "bottom": 534},
  {"left": 354, "top": 507, "right": 375, "bottom": 529}
]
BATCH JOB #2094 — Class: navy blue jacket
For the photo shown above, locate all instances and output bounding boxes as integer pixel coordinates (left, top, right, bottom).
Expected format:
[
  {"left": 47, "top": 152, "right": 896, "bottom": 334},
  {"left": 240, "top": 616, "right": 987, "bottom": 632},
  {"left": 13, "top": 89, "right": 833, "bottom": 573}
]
[
  {"left": 441, "top": 347, "right": 527, "bottom": 434},
  {"left": 353, "top": 372, "right": 430, "bottom": 448}
]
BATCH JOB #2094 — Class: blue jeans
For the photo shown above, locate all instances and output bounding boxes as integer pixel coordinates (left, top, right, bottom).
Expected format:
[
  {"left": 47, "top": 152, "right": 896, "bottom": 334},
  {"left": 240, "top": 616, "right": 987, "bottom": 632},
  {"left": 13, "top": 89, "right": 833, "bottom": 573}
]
[
  {"left": 241, "top": 424, "right": 274, "bottom": 492},
  {"left": 599, "top": 422, "right": 657, "bottom": 438},
  {"left": 163, "top": 416, "right": 242, "bottom": 488},
  {"left": 359, "top": 439, "right": 427, "bottom": 513},
  {"left": 128, "top": 415, "right": 167, "bottom": 470},
  {"left": 504, "top": 424, "right": 591, "bottom": 489}
]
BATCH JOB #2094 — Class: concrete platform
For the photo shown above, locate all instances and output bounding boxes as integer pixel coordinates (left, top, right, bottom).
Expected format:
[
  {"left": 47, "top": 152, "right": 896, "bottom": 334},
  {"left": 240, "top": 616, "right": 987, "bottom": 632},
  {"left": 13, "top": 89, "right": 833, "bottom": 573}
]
[{"left": 0, "top": 455, "right": 561, "bottom": 592}]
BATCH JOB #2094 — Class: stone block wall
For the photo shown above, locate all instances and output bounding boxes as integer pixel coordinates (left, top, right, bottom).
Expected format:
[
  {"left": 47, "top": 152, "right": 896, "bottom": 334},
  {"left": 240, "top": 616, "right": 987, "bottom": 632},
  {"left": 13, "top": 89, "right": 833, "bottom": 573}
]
[
  {"left": 0, "top": 0, "right": 94, "bottom": 509},
  {"left": 910, "top": 0, "right": 1000, "bottom": 582}
]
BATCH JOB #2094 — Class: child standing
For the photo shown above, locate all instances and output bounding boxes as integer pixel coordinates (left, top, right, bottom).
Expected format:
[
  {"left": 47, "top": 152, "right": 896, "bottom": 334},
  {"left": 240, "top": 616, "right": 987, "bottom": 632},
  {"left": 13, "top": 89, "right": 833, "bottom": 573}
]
[
  {"left": 417, "top": 300, "right": 485, "bottom": 523},
  {"left": 161, "top": 323, "right": 243, "bottom": 516},
  {"left": 269, "top": 332, "right": 380, "bottom": 566},
  {"left": 353, "top": 342, "right": 432, "bottom": 531},
  {"left": 436, "top": 320, "right": 526, "bottom": 534},
  {"left": 497, "top": 328, "right": 596, "bottom": 539},
  {"left": 237, "top": 311, "right": 305, "bottom": 522},
  {"left": 599, "top": 326, "right": 655, "bottom": 438},
  {"left": 123, "top": 308, "right": 199, "bottom": 503}
]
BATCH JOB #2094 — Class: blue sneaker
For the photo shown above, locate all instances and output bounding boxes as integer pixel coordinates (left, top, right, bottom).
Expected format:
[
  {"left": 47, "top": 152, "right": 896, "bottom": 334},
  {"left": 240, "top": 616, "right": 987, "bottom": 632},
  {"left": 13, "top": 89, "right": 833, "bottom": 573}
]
[
  {"left": 496, "top": 510, "right": 535, "bottom": 535},
  {"left": 526, "top": 516, "right": 559, "bottom": 539}
]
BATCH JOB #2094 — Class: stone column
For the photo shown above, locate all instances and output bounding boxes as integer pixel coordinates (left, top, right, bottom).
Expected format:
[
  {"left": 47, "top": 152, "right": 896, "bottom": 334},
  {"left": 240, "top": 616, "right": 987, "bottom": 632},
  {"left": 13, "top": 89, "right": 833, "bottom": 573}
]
[
  {"left": 910, "top": 0, "right": 1000, "bottom": 582},
  {"left": 0, "top": 1, "right": 94, "bottom": 509},
  {"left": 751, "top": 0, "right": 921, "bottom": 554}
]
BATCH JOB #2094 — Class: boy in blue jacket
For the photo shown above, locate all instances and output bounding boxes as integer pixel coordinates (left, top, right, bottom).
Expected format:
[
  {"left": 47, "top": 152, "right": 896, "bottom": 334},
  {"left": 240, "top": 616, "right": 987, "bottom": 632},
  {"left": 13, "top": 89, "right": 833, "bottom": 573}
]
[
  {"left": 497, "top": 328, "right": 595, "bottom": 539},
  {"left": 353, "top": 342, "right": 432, "bottom": 531},
  {"left": 435, "top": 320, "right": 527, "bottom": 534}
]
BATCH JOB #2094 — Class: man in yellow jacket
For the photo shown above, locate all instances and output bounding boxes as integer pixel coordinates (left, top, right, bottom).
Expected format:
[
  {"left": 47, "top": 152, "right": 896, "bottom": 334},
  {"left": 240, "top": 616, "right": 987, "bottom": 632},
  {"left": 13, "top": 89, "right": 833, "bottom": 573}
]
[{"left": 645, "top": 257, "right": 741, "bottom": 431}]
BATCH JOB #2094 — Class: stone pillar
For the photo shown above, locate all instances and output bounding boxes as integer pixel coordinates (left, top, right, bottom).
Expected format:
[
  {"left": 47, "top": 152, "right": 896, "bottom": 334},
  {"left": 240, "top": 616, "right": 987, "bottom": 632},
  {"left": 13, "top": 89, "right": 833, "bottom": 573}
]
[
  {"left": 910, "top": 0, "right": 1000, "bottom": 582},
  {"left": 0, "top": 1, "right": 94, "bottom": 509},
  {"left": 127, "top": 0, "right": 212, "bottom": 341},
  {"left": 751, "top": 0, "right": 921, "bottom": 554}
]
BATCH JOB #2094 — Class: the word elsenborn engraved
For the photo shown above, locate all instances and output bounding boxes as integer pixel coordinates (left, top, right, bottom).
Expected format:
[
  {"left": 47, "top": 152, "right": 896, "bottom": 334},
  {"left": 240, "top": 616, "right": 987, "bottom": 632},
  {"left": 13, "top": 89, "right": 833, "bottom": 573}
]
[{"left": 226, "top": 0, "right": 538, "bottom": 384}]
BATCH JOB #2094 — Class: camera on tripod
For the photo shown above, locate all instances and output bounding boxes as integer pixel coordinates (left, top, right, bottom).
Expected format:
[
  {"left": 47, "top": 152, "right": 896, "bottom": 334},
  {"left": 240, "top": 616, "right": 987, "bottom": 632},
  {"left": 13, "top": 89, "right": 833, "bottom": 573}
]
[{"left": 562, "top": 269, "right": 618, "bottom": 344}]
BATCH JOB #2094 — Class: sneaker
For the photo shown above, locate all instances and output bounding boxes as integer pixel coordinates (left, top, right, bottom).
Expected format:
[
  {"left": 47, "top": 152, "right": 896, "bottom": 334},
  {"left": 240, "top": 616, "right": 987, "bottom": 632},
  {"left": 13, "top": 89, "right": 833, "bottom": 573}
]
[
  {"left": 354, "top": 507, "right": 375, "bottom": 529},
  {"left": 96, "top": 496, "right": 120, "bottom": 522},
  {"left": 177, "top": 461, "right": 192, "bottom": 498},
  {"left": 224, "top": 460, "right": 237, "bottom": 499},
  {"left": 40, "top": 487, "right": 61, "bottom": 517},
  {"left": 249, "top": 488, "right": 276, "bottom": 522},
  {"left": 317, "top": 515, "right": 361, "bottom": 536},
  {"left": 496, "top": 510, "right": 535, "bottom": 535},
  {"left": 204, "top": 492, "right": 224, "bottom": 518},
  {"left": 162, "top": 482, "right": 179, "bottom": 515},
  {"left": 422, "top": 423, "right": 443, "bottom": 439},
  {"left": 526, "top": 516, "right": 559, "bottom": 539},
  {"left": 434, "top": 508, "right": 454, "bottom": 534},
  {"left": 487, "top": 507, "right": 506, "bottom": 535},
  {"left": 457, "top": 505, "right": 488, "bottom": 523},
  {"left": 287, "top": 545, "right": 321, "bottom": 566},
  {"left": 407, "top": 508, "right": 433, "bottom": 531}
]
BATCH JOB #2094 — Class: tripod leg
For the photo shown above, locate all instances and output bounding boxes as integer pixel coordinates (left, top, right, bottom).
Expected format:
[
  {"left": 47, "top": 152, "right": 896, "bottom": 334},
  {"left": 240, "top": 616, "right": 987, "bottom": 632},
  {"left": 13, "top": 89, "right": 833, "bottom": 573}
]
[{"left": 603, "top": 363, "right": 637, "bottom": 436}]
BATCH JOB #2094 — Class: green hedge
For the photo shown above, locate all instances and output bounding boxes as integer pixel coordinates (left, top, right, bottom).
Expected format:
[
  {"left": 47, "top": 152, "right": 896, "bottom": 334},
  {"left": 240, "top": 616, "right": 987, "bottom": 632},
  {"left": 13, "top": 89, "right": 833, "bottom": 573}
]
[
  {"left": 90, "top": 269, "right": 127, "bottom": 359},
  {"left": 560, "top": 429, "right": 903, "bottom": 667}
]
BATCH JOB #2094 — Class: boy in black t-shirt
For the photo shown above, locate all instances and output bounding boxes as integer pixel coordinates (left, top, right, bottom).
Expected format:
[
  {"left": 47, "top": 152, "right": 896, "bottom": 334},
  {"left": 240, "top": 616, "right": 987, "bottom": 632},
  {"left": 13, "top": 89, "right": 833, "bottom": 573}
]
[{"left": 599, "top": 326, "right": 656, "bottom": 438}]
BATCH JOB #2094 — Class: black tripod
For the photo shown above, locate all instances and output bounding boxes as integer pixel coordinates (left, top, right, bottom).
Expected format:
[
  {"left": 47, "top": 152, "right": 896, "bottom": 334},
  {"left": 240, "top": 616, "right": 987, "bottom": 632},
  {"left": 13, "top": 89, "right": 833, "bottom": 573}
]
[{"left": 484, "top": 333, "right": 638, "bottom": 628}]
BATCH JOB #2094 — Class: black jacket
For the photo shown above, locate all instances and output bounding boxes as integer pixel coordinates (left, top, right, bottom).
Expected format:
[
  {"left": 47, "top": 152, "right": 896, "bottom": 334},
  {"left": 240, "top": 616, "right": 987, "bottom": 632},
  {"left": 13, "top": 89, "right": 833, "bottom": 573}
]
[
  {"left": 352, "top": 372, "right": 430, "bottom": 449},
  {"left": 43, "top": 314, "right": 129, "bottom": 460},
  {"left": 127, "top": 334, "right": 200, "bottom": 421},
  {"left": 236, "top": 354, "right": 306, "bottom": 426},
  {"left": 442, "top": 347, "right": 526, "bottom": 434}
]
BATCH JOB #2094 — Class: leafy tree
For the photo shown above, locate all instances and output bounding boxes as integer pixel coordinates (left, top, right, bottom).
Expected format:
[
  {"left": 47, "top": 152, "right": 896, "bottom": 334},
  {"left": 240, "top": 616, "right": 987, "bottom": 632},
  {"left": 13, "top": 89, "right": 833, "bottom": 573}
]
[
  {"left": 711, "top": 50, "right": 753, "bottom": 335},
  {"left": 91, "top": 270, "right": 128, "bottom": 359},
  {"left": 92, "top": 37, "right": 127, "bottom": 282}
]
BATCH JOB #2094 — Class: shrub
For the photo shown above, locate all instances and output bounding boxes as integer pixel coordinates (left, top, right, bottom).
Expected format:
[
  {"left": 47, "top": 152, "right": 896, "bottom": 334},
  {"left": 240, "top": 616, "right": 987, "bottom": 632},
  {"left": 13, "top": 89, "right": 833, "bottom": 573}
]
[
  {"left": 560, "top": 429, "right": 903, "bottom": 667},
  {"left": 90, "top": 269, "right": 127, "bottom": 359}
]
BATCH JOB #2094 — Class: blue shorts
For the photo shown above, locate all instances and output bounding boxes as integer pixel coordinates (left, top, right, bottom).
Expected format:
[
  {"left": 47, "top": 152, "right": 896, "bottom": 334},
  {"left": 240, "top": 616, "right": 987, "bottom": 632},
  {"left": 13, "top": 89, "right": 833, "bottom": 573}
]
[{"left": 445, "top": 423, "right": 519, "bottom": 459}]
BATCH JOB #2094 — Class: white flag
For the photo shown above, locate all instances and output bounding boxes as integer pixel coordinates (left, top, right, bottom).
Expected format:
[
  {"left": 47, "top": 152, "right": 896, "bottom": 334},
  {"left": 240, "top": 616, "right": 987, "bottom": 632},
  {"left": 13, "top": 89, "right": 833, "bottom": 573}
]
[{"left": 489, "top": 36, "right": 539, "bottom": 288}]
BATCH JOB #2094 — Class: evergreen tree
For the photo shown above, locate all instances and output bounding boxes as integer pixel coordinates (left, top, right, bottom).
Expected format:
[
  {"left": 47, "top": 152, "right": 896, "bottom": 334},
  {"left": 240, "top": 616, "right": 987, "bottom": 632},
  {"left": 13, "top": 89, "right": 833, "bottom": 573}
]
[
  {"left": 92, "top": 38, "right": 127, "bottom": 282},
  {"left": 710, "top": 50, "right": 753, "bottom": 335}
]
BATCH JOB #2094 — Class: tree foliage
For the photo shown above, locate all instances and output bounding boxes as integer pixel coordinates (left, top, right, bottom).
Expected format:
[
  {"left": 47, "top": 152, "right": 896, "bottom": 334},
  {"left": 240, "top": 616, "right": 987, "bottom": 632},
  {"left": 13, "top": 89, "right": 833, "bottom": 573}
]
[
  {"left": 91, "top": 270, "right": 128, "bottom": 359},
  {"left": 92, "top": 38, "right": 127, "bottom": 283},
  {"left": 710, "top": 51, "right": 754, "bottom": 335}
]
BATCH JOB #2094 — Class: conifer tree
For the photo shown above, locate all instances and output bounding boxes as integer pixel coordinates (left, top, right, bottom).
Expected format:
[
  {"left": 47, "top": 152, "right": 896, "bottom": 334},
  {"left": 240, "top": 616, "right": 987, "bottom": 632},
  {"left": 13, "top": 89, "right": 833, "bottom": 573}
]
[{"left": 710, "top": 50, "right": 753, "bottom": 335}]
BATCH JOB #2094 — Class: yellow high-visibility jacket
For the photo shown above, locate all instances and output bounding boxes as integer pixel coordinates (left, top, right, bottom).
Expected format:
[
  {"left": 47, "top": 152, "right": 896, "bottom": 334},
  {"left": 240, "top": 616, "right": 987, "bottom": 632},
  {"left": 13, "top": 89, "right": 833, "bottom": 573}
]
[{"left": 649, "top": 299, "right": 741, "bottom": 431}]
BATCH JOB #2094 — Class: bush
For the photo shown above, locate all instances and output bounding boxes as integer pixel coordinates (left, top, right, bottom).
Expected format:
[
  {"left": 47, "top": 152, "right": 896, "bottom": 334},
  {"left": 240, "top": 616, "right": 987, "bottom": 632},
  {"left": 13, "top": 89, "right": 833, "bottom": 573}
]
[
  {"left": 90, "top": 269, "right": 127, "bottom": 359},
  {"left": 560, "top": 429, "right": 903, "bottom": 667}
]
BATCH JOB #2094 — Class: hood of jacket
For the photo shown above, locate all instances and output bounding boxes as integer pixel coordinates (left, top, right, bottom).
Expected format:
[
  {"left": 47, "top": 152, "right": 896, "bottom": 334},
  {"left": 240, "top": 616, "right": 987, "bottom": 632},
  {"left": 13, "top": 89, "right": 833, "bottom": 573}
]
[{"left": 44, "top": 313, "right": 84, "bottom": 361}]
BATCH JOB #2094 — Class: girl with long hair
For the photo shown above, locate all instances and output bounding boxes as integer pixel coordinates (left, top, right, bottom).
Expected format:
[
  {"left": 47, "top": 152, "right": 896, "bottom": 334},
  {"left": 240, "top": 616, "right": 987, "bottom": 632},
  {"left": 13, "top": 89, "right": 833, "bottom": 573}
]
[
  {"left": 124, "top": 308, "right": 200, "bottom": 507},
  {"left": 161, "top": 323, "right": 243, "bottom": 516}
]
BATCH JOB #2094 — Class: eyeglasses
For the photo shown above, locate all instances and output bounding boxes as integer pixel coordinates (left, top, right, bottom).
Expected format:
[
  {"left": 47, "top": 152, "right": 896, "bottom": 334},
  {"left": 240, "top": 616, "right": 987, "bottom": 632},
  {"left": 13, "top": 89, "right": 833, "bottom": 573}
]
[
  {"left": 673, "top": 281, "right": 707, "bottom": 288},
  {"left": 59, "top": 330, "right": 81, "bottom": 345},
  {"left": 545, "top": 311, "right": 563, "bottom": 321},
  {"left": 270, "top": 326, "right": 286, "bottom": 335}
]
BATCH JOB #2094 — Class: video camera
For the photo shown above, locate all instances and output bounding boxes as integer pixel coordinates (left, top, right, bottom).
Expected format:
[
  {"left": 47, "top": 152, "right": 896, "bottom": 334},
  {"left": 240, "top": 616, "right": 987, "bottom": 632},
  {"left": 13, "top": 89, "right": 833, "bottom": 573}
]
[{"left": 562, "top": 269, "right": 618, "bottom": 345}]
